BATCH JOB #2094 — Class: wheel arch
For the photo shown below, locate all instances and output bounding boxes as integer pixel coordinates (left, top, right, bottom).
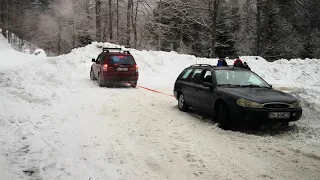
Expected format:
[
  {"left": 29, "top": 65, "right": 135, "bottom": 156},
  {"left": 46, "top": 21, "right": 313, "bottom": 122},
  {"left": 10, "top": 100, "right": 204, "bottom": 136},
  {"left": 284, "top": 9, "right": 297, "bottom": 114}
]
[{"left": 214, "top": 98, "right": 229, "bottom": 115}]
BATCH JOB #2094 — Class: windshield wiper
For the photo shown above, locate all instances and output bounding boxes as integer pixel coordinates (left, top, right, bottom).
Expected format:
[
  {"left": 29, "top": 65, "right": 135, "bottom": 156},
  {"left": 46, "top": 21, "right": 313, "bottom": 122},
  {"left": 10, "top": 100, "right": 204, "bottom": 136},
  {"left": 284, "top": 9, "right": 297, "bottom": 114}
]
[
  {"left": 241, "top": 84, "right": 270, "bottom": 88},
  {"left": 218, "top": 84, "right": 242, "bottom": 87}
]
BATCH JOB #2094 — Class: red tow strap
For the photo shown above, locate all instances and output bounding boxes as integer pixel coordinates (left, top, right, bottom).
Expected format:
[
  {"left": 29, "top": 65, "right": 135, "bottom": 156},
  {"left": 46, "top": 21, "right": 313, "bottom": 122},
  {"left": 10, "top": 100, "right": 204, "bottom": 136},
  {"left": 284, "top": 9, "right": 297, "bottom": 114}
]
[{"left": 126, "top": 82, "right": 175, "bottom": 97}]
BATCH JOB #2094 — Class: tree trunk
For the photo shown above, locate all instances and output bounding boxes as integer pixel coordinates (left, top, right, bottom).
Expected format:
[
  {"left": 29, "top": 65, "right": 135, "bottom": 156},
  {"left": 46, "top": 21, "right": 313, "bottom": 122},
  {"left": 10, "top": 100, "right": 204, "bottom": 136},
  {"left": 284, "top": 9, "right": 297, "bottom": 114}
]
[
  {"left": 157, "top": 0, "right": 162, "bottom": 50},
  {"left": 134, "top": 2, "right": 139, "bottom": 49},
  {"left": 132, "top": 0, "right": 139, "bottom": 48},
  {"left": 109, "top": 0, "right": 113, "bottom": 40},
  {"left": 72, "top": 0, "right": 76, "bottom": 48},
  {"left": 6, "top": 0, "right": 10, "bottom": 43},
  {"left": 0, "top": 0, "right": 4, "bottom": 29},
  {"left": 261, "top": 0, "right": 271, "bottom": 56},
  {"left": 179, "top": 20, "right": 184, "bottom": 50},
  {"left": 85, "top": 0, "right": 90, "bottom": 24},
  {"left": 256, "top": 0, "right": 261, "bottom": 56},
  {"left": 209, "top": 0, "right": 220, "bottom": 58},
  {"left": 126, "top": 0, "right": 132, "bottom": 46},
  {"left": 95, "top": 0, "right": 102, "bottom": 41},
  {"left": 116, "top": 0, "right": 119, "bottom": 43},
  {"left": 57, "top": 17, "right": 62, "bottom": 54}
]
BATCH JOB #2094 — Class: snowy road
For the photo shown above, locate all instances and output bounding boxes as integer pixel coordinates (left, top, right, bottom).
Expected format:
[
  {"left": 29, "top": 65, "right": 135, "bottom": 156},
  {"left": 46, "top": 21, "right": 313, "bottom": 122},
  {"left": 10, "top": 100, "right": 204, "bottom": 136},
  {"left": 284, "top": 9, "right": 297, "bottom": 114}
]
[
  {"left": 4, "top": 78, "right": 320, "bottom": 180},
  {"left": 1, "top": 40, "right": 320, "bottom": 180}
]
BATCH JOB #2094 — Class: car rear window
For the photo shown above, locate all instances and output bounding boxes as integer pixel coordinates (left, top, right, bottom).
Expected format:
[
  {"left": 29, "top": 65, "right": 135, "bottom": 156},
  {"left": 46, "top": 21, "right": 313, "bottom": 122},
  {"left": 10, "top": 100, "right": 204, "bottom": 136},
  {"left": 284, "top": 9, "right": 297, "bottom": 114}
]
[{"left": 109, "top": 55, "right": 135, "bottom": 65}]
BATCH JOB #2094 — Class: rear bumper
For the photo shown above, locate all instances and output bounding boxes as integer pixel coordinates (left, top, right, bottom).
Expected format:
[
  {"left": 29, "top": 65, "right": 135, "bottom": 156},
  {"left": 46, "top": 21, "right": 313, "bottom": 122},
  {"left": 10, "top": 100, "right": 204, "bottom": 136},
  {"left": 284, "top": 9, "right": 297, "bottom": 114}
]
[
  {"left": 101, "top": 73, "right": 139, "bottom": 82},
  {"left": 229, "top": 105, "right": 302, "bottom": 126}
]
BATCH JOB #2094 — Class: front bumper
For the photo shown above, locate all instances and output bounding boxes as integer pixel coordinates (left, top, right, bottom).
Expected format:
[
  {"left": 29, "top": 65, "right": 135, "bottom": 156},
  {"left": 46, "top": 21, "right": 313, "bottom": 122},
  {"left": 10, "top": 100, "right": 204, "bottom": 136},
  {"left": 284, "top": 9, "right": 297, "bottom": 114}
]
[
  {"left": 229, "top": 105, "right": 302, "bottom": 126},
  {"left": 173, "top": 91, "right": 178, "bottom": 100}
]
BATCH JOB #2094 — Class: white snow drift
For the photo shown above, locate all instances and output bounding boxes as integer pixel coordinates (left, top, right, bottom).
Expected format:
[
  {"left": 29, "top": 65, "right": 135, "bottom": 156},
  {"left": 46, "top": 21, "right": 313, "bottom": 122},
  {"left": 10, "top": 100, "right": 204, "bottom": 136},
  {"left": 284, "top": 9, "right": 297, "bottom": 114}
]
[{"left": 1, "top": 36, "right": 320, "bottom": 180}]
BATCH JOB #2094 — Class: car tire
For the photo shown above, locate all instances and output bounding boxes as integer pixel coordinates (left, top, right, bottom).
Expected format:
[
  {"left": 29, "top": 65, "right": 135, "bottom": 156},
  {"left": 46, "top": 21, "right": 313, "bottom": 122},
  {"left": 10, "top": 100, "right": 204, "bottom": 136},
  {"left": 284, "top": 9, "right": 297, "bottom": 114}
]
[
  {"left": 131, "top": 81, "right": 137, "bottom": 88},
  {"left": 98, "top": 74, "right": 104, "bottom": 87},
  {"left": 217, "top": 104, "right": 231, "bottom": 129},
  {"left": 90, "top": 69, "right": 96, "bottom": 81},
  {"left": 178, "top": 93, "right": 189, "bottom": 112}
]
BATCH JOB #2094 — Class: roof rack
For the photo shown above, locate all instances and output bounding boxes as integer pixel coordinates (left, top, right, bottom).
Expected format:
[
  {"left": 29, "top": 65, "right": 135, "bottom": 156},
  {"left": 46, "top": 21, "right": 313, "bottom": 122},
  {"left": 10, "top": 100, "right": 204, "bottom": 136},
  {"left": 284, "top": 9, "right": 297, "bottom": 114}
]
[
  {"left": 190, "top": 64, "right": 213, "bottom": 67},
  {"left": 102, "top": 47, "right": 131, "bottom": 54}
]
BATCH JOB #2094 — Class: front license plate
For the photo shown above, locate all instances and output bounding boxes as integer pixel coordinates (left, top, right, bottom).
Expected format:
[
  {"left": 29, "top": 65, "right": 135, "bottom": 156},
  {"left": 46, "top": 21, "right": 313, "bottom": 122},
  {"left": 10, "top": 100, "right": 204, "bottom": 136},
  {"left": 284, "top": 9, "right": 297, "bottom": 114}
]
[
  {"left": 269, "top": 112, "right": 290, "bottom": 119},
  {"left": 117, "top": 68, "right": 128, "bottom": 71}
]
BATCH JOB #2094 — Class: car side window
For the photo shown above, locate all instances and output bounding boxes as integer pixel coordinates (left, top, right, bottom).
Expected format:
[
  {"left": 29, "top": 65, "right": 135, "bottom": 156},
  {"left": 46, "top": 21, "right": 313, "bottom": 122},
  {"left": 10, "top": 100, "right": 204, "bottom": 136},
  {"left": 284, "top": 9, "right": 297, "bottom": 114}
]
[
  {"left": 189, "top": 69, "right": 202, "bottom": 83},
  {"left": 96, "top": 53, "right": 105, "bottom": 64},
  {"left": 96, "top": 54, "right": 101, "bottom": 64},
  {"left": 178, "top": 68, "right": 193, "bottom": 80},
  {"left": 201, "top": 70, "right": 213, "bottom": 84}
]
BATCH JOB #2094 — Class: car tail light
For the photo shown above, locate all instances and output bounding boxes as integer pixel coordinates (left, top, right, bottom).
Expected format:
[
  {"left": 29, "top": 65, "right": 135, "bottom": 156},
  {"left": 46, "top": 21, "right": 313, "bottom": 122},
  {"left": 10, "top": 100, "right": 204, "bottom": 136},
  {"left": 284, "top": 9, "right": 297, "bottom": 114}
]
[
  {"left": 135, "top": 65, "right": 138, "bottom": 72},
  {"left": 103, "top": 64, "right": 108, "bottom": 71}
]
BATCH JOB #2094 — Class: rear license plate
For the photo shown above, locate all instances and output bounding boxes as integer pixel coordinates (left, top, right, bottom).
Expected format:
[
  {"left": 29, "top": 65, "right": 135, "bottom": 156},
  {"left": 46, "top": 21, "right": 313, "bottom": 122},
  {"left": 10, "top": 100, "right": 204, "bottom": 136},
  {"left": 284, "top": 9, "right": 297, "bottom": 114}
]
[
  {"left": 268, "top": 112, "right": 290, "bottom": 119},
  {"left": 117, "top": 68, "right": 128, "bottom": 71}
]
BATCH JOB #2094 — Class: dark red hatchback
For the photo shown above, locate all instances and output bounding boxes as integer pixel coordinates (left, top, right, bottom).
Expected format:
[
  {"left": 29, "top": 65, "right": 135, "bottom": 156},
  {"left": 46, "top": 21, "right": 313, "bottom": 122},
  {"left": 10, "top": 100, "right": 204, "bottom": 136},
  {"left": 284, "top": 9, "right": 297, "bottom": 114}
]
[{"left": 90, "top": 48, "right": 139, "bottom": 87}]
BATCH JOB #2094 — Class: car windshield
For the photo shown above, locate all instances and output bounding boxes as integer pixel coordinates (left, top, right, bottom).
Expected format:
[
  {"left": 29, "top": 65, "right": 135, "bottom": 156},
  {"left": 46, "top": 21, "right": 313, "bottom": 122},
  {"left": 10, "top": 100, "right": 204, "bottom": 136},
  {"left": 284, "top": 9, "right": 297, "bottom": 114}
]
[
  {"left": 215, "top": 70, "right": 270, "bottom": 88},
  {"left": 109, "top": 55, "right": 135, "bottom": 65}
]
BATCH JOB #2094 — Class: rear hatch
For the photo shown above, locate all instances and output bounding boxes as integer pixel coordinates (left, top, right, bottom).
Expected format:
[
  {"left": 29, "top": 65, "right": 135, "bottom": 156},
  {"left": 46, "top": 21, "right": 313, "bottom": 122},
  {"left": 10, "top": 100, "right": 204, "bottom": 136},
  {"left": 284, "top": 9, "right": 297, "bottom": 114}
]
[{"left": 107, "top": 54, "right": 137, "bottom": 76}]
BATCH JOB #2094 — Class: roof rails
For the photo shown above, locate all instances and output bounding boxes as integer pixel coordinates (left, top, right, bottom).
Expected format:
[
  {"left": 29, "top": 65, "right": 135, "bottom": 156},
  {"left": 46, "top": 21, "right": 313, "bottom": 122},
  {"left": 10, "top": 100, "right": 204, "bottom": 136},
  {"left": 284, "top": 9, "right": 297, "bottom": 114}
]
[
  {"left": 190, "top": 64, "right": 213, "bottom": 67},
  {"left": 102, "top": 47, "right": 131, "bottom": 54}
]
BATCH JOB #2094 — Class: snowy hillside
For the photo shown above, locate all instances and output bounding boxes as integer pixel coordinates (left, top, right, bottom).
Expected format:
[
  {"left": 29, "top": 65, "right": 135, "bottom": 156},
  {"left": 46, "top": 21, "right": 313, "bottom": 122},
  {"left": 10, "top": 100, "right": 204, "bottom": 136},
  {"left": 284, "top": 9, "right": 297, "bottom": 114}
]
[
  {"left": 1, "top": 35, "right": 320, "bottom": 180},
  {"left": 0, "top": 34, "right": 44, "bottom": 69}
]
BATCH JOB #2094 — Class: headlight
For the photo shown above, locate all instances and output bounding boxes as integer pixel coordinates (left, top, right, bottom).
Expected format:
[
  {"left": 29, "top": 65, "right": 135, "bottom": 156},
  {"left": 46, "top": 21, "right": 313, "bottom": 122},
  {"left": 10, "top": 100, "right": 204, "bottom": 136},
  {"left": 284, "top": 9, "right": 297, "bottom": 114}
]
[
  {"left": 237, "top": 98, "right": 263, "bottom": 108},
  {"left": 289, "top": 100, "right": 301, "bottom": 108}
]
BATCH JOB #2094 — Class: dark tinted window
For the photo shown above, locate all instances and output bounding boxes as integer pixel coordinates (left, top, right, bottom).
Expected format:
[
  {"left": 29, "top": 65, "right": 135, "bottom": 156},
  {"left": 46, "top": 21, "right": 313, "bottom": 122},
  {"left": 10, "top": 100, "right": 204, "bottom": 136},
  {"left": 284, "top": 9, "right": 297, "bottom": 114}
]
[
  {"left": 109, "top": 55, "right": 135, "bottom": 65},
  {"left": 178, "top": 68, "right": 193, "bottom": 80},
  {"left": 201, "top": 70, "right": 213, "bottom": 83},
  {"left": 96, "top": 53, "right": 104, "bottom": 64},
  {"left": 189, "top": 69, "right": 202, "bottom": 83}
]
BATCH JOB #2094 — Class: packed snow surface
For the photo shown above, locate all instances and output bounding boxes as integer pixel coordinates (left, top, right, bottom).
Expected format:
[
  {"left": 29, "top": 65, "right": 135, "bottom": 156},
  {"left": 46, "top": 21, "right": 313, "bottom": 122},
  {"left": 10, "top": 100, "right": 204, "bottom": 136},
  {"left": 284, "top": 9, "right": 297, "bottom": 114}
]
[{"left": 1, "top": 37, "right": 320, "bottom": 180}]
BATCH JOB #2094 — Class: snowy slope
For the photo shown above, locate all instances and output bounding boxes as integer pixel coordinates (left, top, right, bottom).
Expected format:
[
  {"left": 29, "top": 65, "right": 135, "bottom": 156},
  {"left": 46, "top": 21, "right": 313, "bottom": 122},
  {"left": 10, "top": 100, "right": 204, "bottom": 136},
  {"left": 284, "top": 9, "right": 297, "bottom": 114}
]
[
  {"left": 1, "top": 38, "right": 320, "bottom": 180},
  {"left": 0, "top": 34, "right": 43, "bottom": 69}
]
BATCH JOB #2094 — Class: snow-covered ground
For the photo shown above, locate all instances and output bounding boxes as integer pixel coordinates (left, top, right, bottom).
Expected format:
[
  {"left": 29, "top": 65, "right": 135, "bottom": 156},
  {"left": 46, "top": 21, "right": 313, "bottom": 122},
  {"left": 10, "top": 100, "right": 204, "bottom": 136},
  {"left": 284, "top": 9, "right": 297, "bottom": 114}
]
[
  {"left": 1, "top": 37, "right": 320, "bottom": 180},
  {"left": 0, "top": 34, "right": 44, "bottom": 69}
]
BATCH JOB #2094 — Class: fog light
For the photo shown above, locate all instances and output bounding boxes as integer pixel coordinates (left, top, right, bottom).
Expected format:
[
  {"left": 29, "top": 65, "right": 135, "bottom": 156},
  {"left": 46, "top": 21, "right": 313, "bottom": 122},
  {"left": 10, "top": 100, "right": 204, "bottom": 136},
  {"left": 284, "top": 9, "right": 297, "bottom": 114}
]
[{"left": 292, "top": 112, "right": 296, "bottom": 116}]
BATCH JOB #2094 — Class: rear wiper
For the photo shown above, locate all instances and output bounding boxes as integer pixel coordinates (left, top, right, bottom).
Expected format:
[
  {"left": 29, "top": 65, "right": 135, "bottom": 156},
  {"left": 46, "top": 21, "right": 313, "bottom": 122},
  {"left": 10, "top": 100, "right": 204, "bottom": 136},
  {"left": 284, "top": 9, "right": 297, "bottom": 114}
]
[{"left": 241, "top": 84, "right": 270, "bottom": 88}]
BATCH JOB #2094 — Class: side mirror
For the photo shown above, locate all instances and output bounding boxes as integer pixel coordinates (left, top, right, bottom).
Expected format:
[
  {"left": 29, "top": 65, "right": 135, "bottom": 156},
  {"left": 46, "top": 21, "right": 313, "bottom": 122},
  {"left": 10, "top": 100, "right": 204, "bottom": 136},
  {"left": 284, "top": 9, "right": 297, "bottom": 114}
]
[
  {"left": 92, "top": 58, "right": 96, "bottom": 62},
  {"left": 203, "top": 82, "right": 213, "bottom": 88}
]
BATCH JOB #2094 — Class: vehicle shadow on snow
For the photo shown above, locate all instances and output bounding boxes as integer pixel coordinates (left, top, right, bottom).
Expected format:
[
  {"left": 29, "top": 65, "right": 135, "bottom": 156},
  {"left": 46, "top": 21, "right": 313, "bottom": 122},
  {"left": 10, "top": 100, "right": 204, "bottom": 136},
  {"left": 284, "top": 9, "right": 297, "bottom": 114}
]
[
  {"left": 88, "top": 80, "right": 133, "bottom": 89},
  {"left": 176, "top": 106, "right": 300, "bottom": 136}
]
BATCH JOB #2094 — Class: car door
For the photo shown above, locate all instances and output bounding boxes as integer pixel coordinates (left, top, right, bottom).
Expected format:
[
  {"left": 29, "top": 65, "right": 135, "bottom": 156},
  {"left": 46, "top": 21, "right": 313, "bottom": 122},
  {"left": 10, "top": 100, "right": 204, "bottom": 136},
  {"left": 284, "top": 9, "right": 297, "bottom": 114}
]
[
  {"left": 182, "top": 68, "right": 203, "bottom": 108},
  {"left": 193, "top": 69, "right": 214, "bottom": 114},
  {"left": 94, "top": 54, "right": 103, "bottom": 77}
]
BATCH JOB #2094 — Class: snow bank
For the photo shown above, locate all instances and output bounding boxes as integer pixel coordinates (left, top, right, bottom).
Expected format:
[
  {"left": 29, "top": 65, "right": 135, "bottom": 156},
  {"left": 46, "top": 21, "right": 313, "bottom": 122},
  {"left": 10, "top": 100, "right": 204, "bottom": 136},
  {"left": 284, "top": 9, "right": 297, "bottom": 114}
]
[
  {"left": 75, "top": 42, "right": 320, "bottom": 89},
  {"left": 32, "top": 48, "right": 47, "bottom": 57},
  {"left": 0, "top": 34, "right": 43, "bottom": 69},
  {"left": 241, "top": 56, "right": 320, "bottom": 88}
]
